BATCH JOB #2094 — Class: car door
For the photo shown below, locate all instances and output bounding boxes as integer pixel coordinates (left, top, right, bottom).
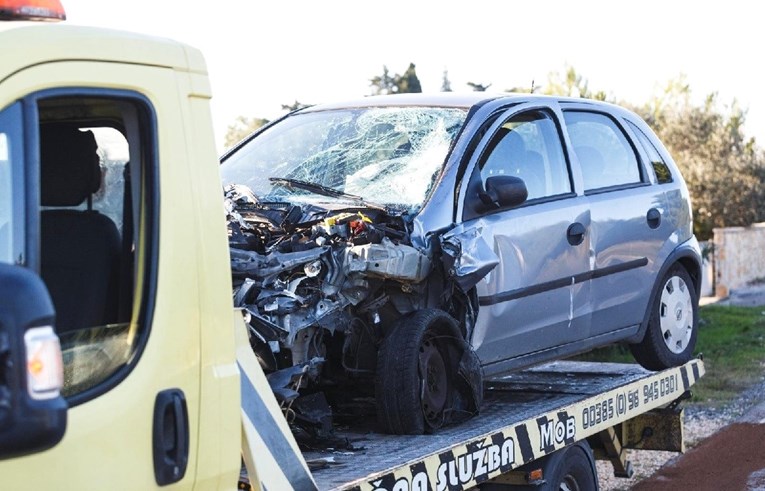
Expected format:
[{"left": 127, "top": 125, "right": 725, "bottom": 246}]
[
  {"left": 562, "top": 107, "right": 672, "bottom": 336},
  {"left": 455, "top": 103, "right": 592, "bottom": 376}
]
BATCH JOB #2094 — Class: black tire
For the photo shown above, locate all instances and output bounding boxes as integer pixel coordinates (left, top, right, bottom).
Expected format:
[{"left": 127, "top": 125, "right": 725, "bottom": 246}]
[
  {"left": 493, "top": 442, "right": 598, "bottom": 491},
  {"left": 544, "top": 443, "right": 598, "bottom": 491},
  {"left": 375, "top": 309, "right": 461, "bottom": 435},
  {"left": 630, "top": 264, "right": 699, "bottom": 371}
]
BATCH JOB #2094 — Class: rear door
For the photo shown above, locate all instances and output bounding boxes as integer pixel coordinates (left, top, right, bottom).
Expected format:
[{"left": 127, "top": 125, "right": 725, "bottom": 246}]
[
  {"left": 562, "top": 107, "right": 671, "bottom": 336},
  {"left": 456, "top": 103, "right": 592, "bottom": 376}
]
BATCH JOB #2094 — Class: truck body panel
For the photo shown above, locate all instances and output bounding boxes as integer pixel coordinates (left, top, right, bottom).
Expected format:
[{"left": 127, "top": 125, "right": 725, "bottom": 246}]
[
  {"left": 0, "top": 22, "right": 239, "bottom": 488},
  {"left": 297, "top": 358, "right": 704, "bottom": 490}
]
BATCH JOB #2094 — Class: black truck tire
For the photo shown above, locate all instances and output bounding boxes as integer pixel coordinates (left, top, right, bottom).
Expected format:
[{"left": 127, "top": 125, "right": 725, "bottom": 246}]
[{"left": 543, "top": 442, "right": 598, "bottom": 491}]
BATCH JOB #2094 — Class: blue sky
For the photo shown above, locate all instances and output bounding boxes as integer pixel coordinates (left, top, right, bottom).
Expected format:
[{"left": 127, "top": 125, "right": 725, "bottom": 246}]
[{"left": 62, "top": 0, "right": 765, "bottom": 153}]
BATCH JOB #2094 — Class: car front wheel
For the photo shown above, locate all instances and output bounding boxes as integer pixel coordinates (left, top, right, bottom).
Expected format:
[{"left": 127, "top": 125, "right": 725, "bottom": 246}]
[
  {"left": 630, "top": 264, "right": 699, "bottom": 370},
  {"left": 375, "top": 309, "right": 471, "bottom": 434}
]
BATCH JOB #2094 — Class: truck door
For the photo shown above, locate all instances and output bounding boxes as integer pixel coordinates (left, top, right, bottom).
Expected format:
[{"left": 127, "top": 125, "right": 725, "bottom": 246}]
[{"left": 0, "top": 58, "right": 234, "bottom": 488}]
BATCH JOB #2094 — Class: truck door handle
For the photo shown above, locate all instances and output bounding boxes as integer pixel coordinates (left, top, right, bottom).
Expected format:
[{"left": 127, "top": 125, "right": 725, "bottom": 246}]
[
  {"left": 153, "top": 389, "right": 189, "bottom": 486},
  {"left": 566, "top": 222, "right": 586, "bottom": 246},
  {"left": 647, "top": 208, "right": 661, "bottom": 229}
]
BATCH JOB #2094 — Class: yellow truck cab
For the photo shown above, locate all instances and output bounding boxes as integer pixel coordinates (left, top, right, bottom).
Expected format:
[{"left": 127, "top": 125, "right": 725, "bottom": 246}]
[
  {"left": 0, "top": 3, "right": 707, "bottom": 490},
  {"left": 0, "top": 2, "right": 245, "bottom": 487}
]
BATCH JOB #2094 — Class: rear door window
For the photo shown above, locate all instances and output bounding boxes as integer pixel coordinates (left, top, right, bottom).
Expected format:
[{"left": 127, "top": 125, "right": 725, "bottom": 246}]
[{"left": 564, "top": 111, "right": 642, "bottom": 192}]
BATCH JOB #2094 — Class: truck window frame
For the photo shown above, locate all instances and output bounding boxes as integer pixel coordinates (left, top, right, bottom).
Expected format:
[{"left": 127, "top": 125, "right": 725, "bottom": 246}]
[
  {"left": 21, "top": 87, "right": 159, "bottom": 407},
  {"left": 0, "top": 102, "right": 26, "bottom": 266}
]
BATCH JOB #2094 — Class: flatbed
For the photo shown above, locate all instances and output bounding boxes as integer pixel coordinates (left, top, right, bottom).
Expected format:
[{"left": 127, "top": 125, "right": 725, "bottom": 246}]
[{"left": 300, "top": 359, "right": 704, "bottom": 490}]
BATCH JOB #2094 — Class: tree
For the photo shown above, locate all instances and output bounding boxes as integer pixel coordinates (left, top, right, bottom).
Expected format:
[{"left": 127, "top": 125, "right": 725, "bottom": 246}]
[
  {"left": 281, "top": 100, "right": 311, "bottom": 112},
  {"left": 224, "top": 115, "right": 269, "bottom": 149},
  {"left": 541, "top": 67, "right": 765, "bottom": 239},
  {"left": 370, "top": 63, "right": 423, "bottom": 95},
  {"left": 441, "top": 69, "right": 452, "bottom": 92},
  {"left": 467, "top": 81, "right": 492, "bottom": 92},
  {"left": 543, "top": 66, "right": 607, "bottom": 101},
  {"left": 399, "top": 63, "right": 422, "bottom": 93},
  {"left": 505, "top": 80, "right": 535, "bottom": 93},
  {"left": 632, "top": 80, "right": 765, "bottom": 239}
]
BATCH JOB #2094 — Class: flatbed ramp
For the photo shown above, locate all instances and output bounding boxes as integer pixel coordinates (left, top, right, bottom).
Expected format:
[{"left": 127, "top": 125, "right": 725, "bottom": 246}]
[{"left": 305, "top": 359, "right": 704, "bottom": 491}]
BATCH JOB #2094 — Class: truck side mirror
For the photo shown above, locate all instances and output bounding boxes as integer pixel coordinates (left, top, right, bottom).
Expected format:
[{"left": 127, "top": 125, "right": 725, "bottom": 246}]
[
  {"left": 476, "top": 175, "right": 528, "bottom": 213},
  {"left": 0, "top": 263, "right": 67, "bottom": 459}
]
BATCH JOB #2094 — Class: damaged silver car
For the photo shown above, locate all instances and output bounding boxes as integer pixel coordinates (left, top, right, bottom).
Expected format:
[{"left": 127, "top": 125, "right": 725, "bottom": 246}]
[{"left": 220, "top": 93, "right": 702, "bottom": 436}]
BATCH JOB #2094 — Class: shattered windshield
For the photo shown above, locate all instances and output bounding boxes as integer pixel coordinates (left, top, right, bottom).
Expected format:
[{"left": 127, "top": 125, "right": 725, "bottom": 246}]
[{"left": 220, "top": 106, "right": 467, "bottom": 213}]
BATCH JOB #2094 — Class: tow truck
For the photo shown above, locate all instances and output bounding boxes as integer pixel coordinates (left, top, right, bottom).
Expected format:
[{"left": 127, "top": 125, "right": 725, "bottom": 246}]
[{"left": 0, "top": 2, "right": 705, "bottom": 489}]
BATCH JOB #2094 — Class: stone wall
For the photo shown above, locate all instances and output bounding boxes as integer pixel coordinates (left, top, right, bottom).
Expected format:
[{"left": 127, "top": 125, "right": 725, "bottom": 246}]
[{"left": 713, "top": 223, "right": 765, "bottom": 297}]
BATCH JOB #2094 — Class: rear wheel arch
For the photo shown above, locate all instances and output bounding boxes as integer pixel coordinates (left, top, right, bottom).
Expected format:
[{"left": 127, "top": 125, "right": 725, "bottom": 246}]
[
  {"left": 631, "top": 263, "right": 699, "bottom": 370},
  {"left": 632, "top": 249, "right": 701, "bottom": 344}
]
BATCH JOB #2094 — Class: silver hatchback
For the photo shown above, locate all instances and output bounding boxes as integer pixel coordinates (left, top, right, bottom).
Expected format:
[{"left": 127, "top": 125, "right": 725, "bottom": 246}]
[{"left": 221, "top": 93, "right": 701, "bottom": 435}]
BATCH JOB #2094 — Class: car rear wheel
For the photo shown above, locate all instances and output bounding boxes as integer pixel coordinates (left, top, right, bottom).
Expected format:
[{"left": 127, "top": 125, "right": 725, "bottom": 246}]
[
  {"left": 376, "top": 309, "right": 463, "bottom": 434},
  {"left": 631, "top": 264, "right": 698, "bottom": 370}
]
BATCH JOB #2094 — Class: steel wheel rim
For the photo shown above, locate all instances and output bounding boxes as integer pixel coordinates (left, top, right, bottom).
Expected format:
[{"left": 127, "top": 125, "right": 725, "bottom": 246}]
[
  {"left": 659, "top": 275, "right": 693, "bottom": 354},
  {"left": 560, "top": 475, "right": 580, "bottom": 491},
  {"left": 419, "top": 337, "right": 447, "bottom": 425}
]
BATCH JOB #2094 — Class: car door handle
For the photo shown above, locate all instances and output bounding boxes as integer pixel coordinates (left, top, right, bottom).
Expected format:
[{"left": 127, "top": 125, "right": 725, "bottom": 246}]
[
  {"left": 647, "top": 208, "right": 661, "bottom": 229},
  {"left": 153, "top": 389, "right": 189, "bottom": 486},
  {"left": 566, "top": 222, "right": 586, "bottom": 246}
]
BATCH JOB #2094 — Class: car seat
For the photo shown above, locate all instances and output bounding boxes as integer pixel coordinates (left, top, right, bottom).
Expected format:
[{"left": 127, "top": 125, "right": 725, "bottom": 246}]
[{"left": 40, "top": 126, "right": 121, "bottom": 333}]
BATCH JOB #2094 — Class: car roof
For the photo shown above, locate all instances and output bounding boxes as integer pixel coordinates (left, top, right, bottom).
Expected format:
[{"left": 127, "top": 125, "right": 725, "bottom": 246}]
[
  {"left": 299, "top": 92, "right": 621, "bottom": 113},
  {"left": 300, "top": 92, "right": 515, "bottom": 112}
]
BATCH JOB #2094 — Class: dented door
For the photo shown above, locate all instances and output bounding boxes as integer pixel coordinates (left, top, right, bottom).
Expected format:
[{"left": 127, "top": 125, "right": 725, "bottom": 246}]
[{"left": 454, "top": 103, "right": 592, "bottom": 376}]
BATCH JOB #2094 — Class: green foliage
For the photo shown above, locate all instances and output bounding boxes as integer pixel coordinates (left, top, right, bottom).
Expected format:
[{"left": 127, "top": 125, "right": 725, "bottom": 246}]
[
  {"left": 224, "top": 115, "right": 269, "bottom": 150},
  {"left": 281, "top": 100, "right": 311, "bottom": 112},
  {"left": 574, "top": 305, "right": 765, "bottom": 407},
  {"left": 467, "top": 81, "right": 492, "bottom": 92},
  {"left": 370, "top": 63, "right": 423, "bottom": 95},
  {"left": 539, "top": 67, "right": 765, "bottom": 239},
  {"left": 631, "top": 79, "right": 765, "bottom": 239},
  {"left": 688, "top": 305, "right": 765, "bottom": 405},
  {"left": 542, "top": 65, "right": 608, "bottom": 101},
  {"left": 441, "top": 69, "right": 452, "bottom": 92}
]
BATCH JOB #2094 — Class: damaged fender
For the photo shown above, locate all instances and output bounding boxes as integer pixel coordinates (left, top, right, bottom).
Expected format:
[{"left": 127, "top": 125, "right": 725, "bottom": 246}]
[{"left": 440, "top": 222, "right": 500, "bottom": 292}]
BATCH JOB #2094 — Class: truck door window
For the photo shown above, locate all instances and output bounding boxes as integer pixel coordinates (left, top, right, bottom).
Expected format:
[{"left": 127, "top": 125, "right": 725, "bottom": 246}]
[{"left": 34, "top": 94, "right": 156, "bottom": 402}]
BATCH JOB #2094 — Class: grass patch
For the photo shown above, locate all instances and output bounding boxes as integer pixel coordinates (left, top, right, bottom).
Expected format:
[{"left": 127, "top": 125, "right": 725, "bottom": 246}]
[{"left": 572, "top": 305, "right": 765, "bottom": 407}]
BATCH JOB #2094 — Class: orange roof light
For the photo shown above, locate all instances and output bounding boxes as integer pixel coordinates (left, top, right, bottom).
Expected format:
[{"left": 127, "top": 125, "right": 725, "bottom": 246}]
[{"left": 0, "top": 0, "right": 66, "bottom": 21}]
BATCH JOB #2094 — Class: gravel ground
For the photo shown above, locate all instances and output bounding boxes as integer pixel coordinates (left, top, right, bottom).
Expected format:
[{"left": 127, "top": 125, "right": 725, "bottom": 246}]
[{"left": 597, "top": 374, "right": 765, "bottom": 490}]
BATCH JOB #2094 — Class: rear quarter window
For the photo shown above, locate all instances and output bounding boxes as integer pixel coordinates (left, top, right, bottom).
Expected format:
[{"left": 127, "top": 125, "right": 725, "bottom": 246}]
[{"left": 625, "top": 120, "right": 673, "bottom": 184}]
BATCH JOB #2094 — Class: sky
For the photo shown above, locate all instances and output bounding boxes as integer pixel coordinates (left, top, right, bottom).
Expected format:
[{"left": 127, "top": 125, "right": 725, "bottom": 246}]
[{"left": 61, "top": 0, "right": 765, "bottom": 154}]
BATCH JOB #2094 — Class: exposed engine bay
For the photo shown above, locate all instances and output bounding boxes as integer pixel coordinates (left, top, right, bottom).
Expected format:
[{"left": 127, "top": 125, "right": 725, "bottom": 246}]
[{"left": 225, "top": 183, "right": 484, "bottom": 437}]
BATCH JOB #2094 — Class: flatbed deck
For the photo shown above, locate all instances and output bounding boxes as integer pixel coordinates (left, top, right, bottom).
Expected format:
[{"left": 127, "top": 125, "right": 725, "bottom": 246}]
[{"left": 305, "top": 359, "right": 704, "bottom": 491}]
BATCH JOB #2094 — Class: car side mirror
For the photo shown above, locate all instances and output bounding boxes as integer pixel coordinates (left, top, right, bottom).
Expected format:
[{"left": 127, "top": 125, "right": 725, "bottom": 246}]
[
  {"left": 476, "top": 175, "right": 528, "bottom": 213},
  {"left": 0, "top": 263, "right": 67, "bottom": 459}
]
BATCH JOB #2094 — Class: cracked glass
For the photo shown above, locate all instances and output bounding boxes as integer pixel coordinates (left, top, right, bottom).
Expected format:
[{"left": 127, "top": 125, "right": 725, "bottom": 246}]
[{"left": 221, "top": 106, "right": 467, "bottom": 213}]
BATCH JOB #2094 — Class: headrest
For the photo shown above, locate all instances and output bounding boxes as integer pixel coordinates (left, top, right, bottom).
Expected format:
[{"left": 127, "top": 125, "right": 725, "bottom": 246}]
[{"left": 40, "top": 126, "right": 101, "bottom": 206}]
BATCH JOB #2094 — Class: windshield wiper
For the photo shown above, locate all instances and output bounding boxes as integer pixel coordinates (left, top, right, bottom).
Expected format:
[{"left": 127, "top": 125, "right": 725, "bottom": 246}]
[{"left": 268, "top": 177, "right": 386, "bottom": 210}]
